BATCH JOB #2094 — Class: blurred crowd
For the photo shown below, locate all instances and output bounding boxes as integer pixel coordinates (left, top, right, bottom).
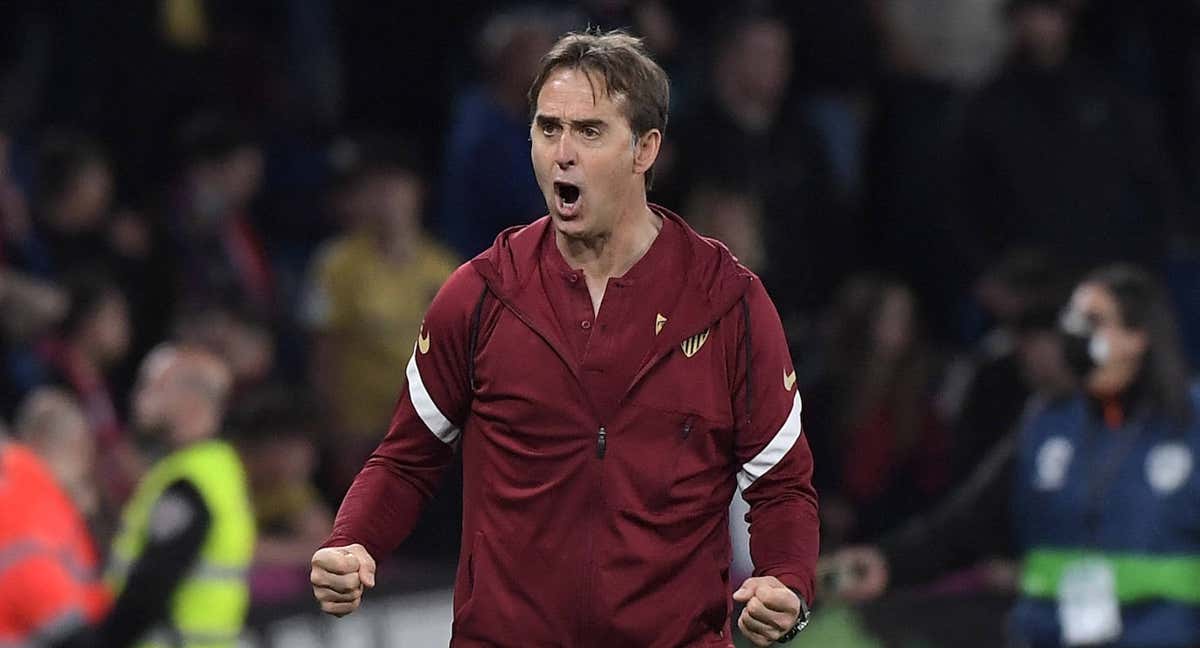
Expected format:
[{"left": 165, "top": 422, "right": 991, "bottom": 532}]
[{"left": 0, "top": 0, "right": 1198, "bottom": 628}]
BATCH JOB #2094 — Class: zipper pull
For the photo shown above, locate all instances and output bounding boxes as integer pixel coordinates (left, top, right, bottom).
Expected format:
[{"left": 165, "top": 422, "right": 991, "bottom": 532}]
[
  {"left": 597, "top": 426, "right": 607, "bottom": 458},
  {"left": 682, "top": 418, "right": 693, "bottom": 440}
]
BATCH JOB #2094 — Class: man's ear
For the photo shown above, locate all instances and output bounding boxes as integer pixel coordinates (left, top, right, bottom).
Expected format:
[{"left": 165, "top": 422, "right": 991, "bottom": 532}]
[{"left": 633, "top": 129, "right": 662, "bottom": 176}]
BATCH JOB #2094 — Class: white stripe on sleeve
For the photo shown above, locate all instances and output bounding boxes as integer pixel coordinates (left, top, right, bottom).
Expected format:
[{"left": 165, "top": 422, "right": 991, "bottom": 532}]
[
  {"left": 405, "top": 349, "right": 461, "bottom": 444},
  {"left": 738, "top": 393, "right": 803, "bottom": 492}
]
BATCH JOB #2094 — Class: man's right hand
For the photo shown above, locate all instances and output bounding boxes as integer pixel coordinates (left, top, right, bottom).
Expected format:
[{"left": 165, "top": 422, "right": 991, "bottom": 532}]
[{"left": 311, "top": 544, "right": 376, "bottom": 617}]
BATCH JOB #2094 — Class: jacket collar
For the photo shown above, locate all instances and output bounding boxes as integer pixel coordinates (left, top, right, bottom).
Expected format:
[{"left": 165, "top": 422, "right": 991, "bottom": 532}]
[
  {"left": 470, "top": 204, "right": 754, "bottom": 395},
  {"left": 471, "top": 204, "right": 752, "bottom": 333}
]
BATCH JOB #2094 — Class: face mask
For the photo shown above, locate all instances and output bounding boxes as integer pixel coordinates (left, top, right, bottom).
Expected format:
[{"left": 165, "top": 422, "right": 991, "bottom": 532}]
[{"left": 1060, "top": 309, "right": 1111, "bottom": 379}]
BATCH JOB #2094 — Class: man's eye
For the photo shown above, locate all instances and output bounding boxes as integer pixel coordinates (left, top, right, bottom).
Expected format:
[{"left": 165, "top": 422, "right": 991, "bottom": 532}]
[
  {"left": 582, "top": 127, "right": 600, "bottom": 139},
  {"left": 541, "top": 124, "right": 560, "bottom": 136}
]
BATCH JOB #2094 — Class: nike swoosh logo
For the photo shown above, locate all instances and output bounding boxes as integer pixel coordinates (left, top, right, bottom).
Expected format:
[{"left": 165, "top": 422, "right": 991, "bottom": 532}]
[
  {"left": 418, "top": 329, "right": 431, "bottom": 354},
  {"left": 784, "top": 369, "right": 796, "bottom": 391}
]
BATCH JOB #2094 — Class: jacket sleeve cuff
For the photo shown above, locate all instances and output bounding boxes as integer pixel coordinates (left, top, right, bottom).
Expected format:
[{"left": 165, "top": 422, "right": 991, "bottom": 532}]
[
  {"left": 320, "top": 534, "right": 380, "bottom": 563},
  {"left": 320, "top": 534, "right": 349, "bottom": 549},
  {"left": 765, "top": 571, "right": 814, "bottom": 606}
]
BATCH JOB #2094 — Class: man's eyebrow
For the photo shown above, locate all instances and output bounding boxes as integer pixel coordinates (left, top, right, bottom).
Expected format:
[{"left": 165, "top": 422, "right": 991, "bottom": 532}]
[{"left": 534, "top": 115, "right": 607, "bottom": 130}]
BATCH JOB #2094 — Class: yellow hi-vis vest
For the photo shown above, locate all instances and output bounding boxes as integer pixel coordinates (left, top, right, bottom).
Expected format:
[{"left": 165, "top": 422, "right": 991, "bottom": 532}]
[{"left": 108, "top": 440, "right": 256, "bottom": 648}]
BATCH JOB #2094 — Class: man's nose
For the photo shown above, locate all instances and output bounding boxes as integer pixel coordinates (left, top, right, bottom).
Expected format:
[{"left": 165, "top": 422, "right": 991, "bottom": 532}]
[{"left": 554, "top": 133, "right": 576, "bottom": 169}]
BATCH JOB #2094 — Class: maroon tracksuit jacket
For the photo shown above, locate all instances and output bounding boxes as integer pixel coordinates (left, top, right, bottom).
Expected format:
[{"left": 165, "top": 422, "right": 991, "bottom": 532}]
[{"left": 326, "top": 206, "right": 819, "bottom": 647}]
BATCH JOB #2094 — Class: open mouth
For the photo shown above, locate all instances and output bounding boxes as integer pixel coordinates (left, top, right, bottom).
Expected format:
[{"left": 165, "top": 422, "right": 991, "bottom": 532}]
[
  {"left": 554, "top": 181, "right": 581, "bottom": 206},
  {"left": 553, "top": 181, "right": 583, "bottom": 219}
]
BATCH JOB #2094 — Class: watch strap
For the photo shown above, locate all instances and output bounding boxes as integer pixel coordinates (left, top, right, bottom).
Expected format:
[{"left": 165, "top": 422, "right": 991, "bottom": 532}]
[{"left": 776, "top": 594, "right": 810, "bottom": 644}]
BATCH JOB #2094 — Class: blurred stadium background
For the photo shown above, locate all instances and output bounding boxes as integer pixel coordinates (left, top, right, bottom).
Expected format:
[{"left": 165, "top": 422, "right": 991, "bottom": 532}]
[{"left": 0, "top": 0, "right": 1197, "bottom": 646}]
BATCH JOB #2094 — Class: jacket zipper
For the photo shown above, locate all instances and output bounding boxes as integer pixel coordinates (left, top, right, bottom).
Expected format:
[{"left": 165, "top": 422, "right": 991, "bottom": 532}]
[{"left": 481, "top": 289, "right": 612, "bottom": 645}]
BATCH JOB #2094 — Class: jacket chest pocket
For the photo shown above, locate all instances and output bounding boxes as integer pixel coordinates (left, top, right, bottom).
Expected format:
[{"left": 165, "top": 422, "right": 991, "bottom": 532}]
[
  {"left": 472, "top": 314, "right": 582, "bottom": 432},
  {"left": 606, "top": 401, "right": 735, "bottom": 515}
]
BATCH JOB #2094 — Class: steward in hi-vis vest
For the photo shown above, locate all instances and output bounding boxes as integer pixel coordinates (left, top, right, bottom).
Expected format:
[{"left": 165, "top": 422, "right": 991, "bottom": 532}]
[{"left": 102, "top": 345, "right": 255, "bottom": 648}]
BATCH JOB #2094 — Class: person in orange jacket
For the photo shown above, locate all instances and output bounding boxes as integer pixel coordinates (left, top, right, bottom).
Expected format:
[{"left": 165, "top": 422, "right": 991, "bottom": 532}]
[{"left": 0, "top": 414, "right": 110, "bottom": 647}]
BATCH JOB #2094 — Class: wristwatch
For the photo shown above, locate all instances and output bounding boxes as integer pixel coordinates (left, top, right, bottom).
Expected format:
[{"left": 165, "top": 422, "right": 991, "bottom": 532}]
[{"left": 776, "top": 595, "right": 810, "bottom": 644}]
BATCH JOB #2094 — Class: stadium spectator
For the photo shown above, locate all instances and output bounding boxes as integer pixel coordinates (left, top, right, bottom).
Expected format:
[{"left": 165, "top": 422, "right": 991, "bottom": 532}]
[
  {"left": 955, "top": 0, "right": 1181, "bottom": 278},
  {"left": 942, "top": 250, "right": 1071, "bottom": 482},
  {"left": 861, "top": 0, "right": 996, "bottom": 343},
  {"left": 1072, "top": 0, "right": 1200, "bottom": 208},
  {"left": 829, "top": 298, "right": 1077, "bottom": 602},
  {"left": 167, "top": 114, "right": 271, "bottom": 317},
  {"left": 103, "top": 345, "right": 255, "bottom": 648},
  {"left": 782, "top": 0, "right": 881, "bottom": 203},
  {"left": 36, "top": 271, "right": 139, "bottom": 509},
  {"left": 230, "top": 388, "right": 332, "bottom": 604},
  {"left": 6, "top": 132, "right": 162, "bottom": 367},
  {"left": 303, "top": 147, "right": 458, "bottom": 489},
  {"left": 12, "top": 132, "right": 114, "bottom": 278},
  {"left": 3, "top": 131, "right": 162, "bottom": 408},
  {"left": 663, "top": 9, "right": 845, "bottom": 325},
  {"left": 9, "top": 132, "right": 152, "bottom": 280},
  {"left": 438, "top": 7, "right": 556, "bottom": 258},
  {"left": 804, "top": 275, "right": 950, "bottom": 547},
  {"left": 38, "top": 272, "right": 130, "bottom": 438}
]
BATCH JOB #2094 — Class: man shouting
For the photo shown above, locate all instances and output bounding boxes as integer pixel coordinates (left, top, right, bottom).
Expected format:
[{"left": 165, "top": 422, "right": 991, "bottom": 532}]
[{"left": 311, "top": 29, "right": 818, "bottom": 648}]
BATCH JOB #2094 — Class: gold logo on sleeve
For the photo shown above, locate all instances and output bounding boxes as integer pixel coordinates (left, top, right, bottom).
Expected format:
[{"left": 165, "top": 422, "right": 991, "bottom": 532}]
[
  {"left": 417, "top": 326, "right": 431, "bottom": 354},
  {"left": 655, "top": 313, "right": 667, "bottom": 336},
  {"left": 784, "top": 369, "right": 797, "bottom": 391}
]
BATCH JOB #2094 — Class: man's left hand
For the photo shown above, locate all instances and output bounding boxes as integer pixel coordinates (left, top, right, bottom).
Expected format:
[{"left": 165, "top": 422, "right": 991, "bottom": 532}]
[{"left": 732, "top": 576, "right": 800, "bottom": 646}]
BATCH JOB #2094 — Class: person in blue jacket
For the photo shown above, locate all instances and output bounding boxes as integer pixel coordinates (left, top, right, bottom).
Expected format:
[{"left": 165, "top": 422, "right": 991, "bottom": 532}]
[{"left": 1013, "top": 263, "right": 1199, "bottom": 647}]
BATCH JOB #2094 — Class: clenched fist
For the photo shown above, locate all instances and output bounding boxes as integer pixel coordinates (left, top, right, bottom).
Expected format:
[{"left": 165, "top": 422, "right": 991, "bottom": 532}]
[
  {"left": 311, "top": 544, "right": 377, "bottom": 617},
  {"left": 732, "top": 576, "right": 801, "bottom": 646}
]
